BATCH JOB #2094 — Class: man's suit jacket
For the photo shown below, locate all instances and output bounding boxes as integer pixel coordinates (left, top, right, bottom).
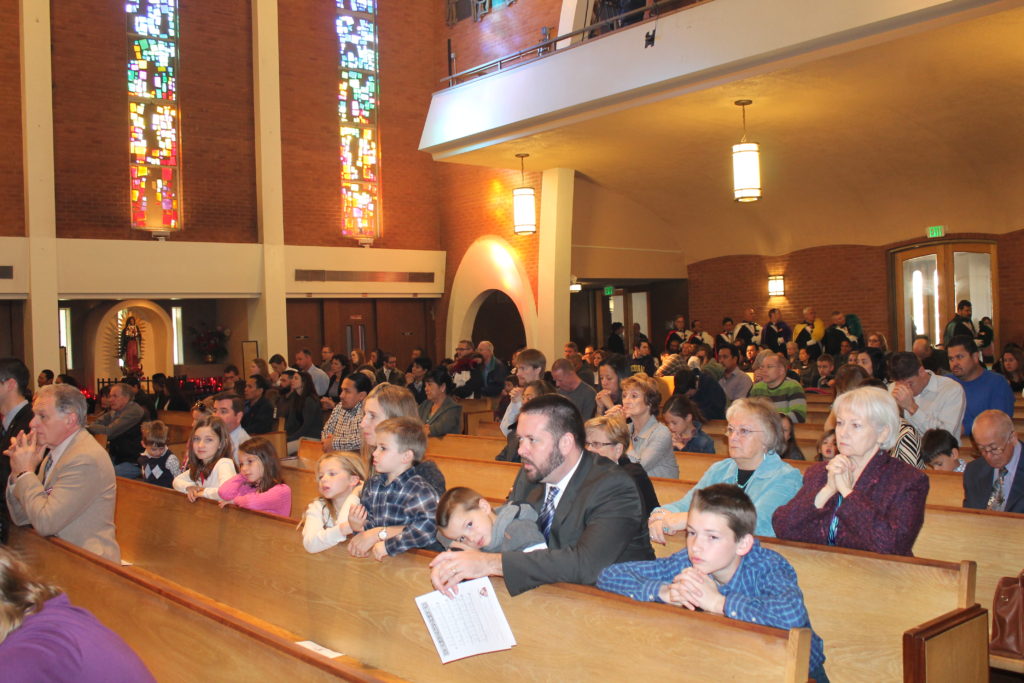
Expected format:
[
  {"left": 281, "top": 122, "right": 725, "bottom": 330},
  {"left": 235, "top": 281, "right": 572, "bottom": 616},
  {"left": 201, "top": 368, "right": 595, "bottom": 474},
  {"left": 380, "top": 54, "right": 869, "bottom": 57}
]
[
  {"left": 502, "top": 451, "right": 654, "bottom": 596},
  {"left": 963, "top": 443, "right": 1024, "bottom": 513},
  {"left": 1, "top": 402, "right": 34, "bottom": 493},
  {"left": 6, "top": 429, "right": 120, "bottom": 562}
]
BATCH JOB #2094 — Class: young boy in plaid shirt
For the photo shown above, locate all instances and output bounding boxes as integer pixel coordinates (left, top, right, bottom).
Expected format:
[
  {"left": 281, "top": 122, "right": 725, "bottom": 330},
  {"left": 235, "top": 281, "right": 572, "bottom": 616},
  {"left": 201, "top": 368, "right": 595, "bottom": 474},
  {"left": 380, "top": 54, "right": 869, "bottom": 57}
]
[
  {"left": 347, "top": 416, "right": 439, "bottom": 561},
  {"left": 597, "top": 483, "right": 828, "bottom": 682}
]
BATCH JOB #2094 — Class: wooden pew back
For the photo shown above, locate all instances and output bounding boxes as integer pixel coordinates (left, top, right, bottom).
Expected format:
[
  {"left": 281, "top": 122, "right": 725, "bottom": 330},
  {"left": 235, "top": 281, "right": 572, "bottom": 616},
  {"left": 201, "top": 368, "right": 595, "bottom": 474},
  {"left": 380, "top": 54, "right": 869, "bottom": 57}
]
[
  {"left": 657, "top": 533, "right": 981, "bottom": 681},
  {"left": 114, "top": 480, "right": 810, "bottom": 682},
  {"left": 10, "top": 527, "right": 378, "bottom": 682}
]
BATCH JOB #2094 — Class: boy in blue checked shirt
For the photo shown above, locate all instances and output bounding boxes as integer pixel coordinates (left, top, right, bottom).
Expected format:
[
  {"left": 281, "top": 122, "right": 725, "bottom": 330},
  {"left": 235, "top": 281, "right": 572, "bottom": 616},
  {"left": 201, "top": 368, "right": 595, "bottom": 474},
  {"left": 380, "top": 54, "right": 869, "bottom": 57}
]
[
  {"left": 348, "top": 416, "right": 439, "bottom": 561},
  {"left": 597, "top": 484, "right": 828, "bottom": 682}
]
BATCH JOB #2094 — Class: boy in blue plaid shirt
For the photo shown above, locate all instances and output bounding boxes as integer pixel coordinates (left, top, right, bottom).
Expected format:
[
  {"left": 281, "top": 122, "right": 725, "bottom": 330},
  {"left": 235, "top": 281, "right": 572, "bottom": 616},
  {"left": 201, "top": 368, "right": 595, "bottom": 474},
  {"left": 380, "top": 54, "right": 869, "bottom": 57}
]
[
  {"left": 597, "top": 484, "right": 828, "bottom": 682},
  {"left": 348, "top": 417, "right": 439, "bottom": 561}
]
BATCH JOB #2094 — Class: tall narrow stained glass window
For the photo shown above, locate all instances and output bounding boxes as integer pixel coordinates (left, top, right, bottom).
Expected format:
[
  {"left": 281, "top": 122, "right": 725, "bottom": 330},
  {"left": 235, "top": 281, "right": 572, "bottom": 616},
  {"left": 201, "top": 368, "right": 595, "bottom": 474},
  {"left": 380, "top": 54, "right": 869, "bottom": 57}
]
[
  {"left": 337, "top": 1, "right": 381, "bottom": 241},
  {"left": 127, "top": 1, "right": 181, "bottom": 232}
]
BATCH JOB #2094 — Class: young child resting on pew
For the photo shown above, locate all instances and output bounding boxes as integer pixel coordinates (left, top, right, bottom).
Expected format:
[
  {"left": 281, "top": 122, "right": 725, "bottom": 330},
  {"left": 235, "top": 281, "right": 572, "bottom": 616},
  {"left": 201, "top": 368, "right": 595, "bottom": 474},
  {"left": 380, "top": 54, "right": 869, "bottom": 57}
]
[
  {"left": 172, "top": 416, "right": 237, "bottom": 502},
  {"left": 299, "top": 452, "right": 367, "bottom": 553},
  {"left": 597, "top": 484, "right": 828, "bottom": 683},
  {"left": 217, "top": 436, "right": 292, "bottom": 516},
  {"left": 435, "top": 486, "right": 546, "bottom": 552},
  {"left": 347, "top": 417, "right": 440, "bottom": 561},
  {"left": 919, "top": 429, "right": 966, "bottom": 472},
  {"left": 138, "top": 420, "right": 180, "bottom": 488}
]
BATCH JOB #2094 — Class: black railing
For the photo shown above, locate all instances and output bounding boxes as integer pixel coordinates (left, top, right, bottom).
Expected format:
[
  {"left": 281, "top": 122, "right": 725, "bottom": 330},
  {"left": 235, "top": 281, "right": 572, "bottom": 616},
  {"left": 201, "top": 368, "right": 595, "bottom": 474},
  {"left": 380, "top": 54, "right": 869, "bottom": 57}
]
[{"left": 443, "top": 0, "right": 703, "bottom": 87}]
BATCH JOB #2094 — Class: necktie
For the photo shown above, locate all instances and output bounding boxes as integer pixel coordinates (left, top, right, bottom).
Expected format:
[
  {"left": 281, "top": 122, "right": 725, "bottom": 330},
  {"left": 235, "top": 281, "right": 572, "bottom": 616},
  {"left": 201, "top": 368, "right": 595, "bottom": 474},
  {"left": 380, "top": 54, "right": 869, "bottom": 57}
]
[
  {"left": 42, "top": 452, "right": 54, "bottom": 484},
  {"left": 538, "top": 486, "right": 560, "bottom": 541},
  {"left": 987, "top": 467, "right": 1009, "bottom": 511}
]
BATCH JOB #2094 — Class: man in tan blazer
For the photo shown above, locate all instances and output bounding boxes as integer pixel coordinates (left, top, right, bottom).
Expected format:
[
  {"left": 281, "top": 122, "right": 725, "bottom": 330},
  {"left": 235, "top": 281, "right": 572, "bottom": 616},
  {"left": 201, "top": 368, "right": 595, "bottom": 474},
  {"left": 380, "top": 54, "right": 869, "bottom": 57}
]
[{"left": 6, "top": 384, "right": 120, "bottom": 562}]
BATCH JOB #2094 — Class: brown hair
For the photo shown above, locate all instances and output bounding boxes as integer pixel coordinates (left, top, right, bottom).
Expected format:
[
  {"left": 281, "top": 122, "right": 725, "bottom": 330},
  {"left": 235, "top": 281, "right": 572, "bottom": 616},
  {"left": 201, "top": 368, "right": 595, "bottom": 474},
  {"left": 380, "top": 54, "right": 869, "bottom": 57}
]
[
  {"left": 237, "top": 436, "right": 284, "bottom": 493},
  {"left": 141, "top": 420, "right": 168, "bottom": 446},
  {"left": 374, "top": 416, "right": 427, "bottom": 463},
  {"left": 619, "top": 373, "right": 662, "bottom": 416},
  {"left": 691, "top": 483, "right": 757, "bottom": 540},
  {"left": 436, "top": 486, "right": 485, "bottom": 529},
  {"left": 186, "top": 416, "right": 233, "bottom": 482},
  {"left": 0, "top": 547, "right": 62, "bottom": 644}
]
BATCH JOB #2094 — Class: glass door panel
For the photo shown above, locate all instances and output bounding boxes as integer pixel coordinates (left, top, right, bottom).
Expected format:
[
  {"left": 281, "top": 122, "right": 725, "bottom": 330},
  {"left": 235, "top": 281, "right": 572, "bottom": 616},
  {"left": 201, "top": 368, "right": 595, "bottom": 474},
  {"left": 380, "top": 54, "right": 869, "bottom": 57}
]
[
  {"left": 901, "top": 254, "right": 940, "bottom": 348},
  {"left": 953, "top": 251, "right": 993, "bottom": 324}
]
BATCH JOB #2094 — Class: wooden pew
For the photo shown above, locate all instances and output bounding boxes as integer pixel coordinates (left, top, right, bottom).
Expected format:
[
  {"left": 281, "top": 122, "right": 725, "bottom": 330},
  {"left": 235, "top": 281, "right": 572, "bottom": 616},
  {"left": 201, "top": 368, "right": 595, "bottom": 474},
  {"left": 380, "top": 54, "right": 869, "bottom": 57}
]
[
  {"left": 9, "top": 526, "right": 384, "bottom": 682},
  {"left": 656, "top": 532, "right": 985, "bottom": 681},
  {"left": 113, "top": 480, "right": 811, "bottom": 682},
  {"left": 280, "top": 455, "right": 697, "bottom": 517}
]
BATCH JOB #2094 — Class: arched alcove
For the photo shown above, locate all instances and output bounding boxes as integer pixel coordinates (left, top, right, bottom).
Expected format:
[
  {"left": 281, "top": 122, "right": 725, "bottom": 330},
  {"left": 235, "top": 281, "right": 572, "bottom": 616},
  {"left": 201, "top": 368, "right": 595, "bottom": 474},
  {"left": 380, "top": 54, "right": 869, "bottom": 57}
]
[
  {"left": 82, "top": 300, "right": 174, "bottom": 387},
  {"left": 446, "top": 236, "right": 538, "bottom": 355},
  {"left": 471, "top": 290, "right": 527, "bottom": 362}
]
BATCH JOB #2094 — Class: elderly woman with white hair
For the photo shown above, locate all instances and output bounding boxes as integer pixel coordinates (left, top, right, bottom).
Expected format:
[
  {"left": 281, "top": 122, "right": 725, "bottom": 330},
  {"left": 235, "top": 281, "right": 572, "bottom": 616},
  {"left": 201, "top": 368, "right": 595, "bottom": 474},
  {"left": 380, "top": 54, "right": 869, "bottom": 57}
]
[{"left": 773, "top": 386, "right": 929, "bottom": 556}]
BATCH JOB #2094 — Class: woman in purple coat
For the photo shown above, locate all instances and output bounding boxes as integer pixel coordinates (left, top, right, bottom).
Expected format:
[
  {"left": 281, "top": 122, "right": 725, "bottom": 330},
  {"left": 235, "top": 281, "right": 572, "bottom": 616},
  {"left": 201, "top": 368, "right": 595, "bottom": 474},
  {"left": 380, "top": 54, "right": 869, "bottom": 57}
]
[
  {"left": 0, "top": 548, "right": 154, "bottom": 682},
  {"left": 772, "top": 386, "right": 929, "bottom": 556}
]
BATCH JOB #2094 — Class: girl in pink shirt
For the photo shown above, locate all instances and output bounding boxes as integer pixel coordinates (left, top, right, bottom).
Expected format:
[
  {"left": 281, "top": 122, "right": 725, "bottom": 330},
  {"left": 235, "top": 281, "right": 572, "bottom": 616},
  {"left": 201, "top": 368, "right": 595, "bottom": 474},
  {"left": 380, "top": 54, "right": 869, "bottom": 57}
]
[{"left": 218, "top": 437, "right": 292, "bottom": 517}]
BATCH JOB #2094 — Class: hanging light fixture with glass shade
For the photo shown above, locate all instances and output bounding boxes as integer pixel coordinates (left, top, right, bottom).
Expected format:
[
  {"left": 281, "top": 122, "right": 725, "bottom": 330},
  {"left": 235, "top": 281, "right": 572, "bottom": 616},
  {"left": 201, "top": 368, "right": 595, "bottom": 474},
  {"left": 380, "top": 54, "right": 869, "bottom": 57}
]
[
  {"left": 569, "top": 276, "right": 582, "bottom": 293},
  {"left": 732, "top": 99, "right": 761, "bottom": 202},
  {"left": 513, "top": 153, "right": 537, "bottom": 235}
]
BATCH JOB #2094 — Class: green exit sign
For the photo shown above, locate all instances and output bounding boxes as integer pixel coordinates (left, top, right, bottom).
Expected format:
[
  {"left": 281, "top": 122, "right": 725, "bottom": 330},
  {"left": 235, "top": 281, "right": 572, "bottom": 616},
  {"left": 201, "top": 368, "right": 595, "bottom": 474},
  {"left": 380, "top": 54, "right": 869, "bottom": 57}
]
[
  {"left": 927, "top": 225, "right": 945, "bottom": 238},
  {"left": 603, "top": 286, "right": 615, "bottom": 296}
]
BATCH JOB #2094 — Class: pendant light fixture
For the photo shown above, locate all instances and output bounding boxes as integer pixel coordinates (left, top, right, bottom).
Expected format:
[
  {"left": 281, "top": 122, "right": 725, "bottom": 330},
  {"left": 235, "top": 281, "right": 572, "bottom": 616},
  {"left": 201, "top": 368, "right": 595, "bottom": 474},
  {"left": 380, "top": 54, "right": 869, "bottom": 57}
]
[
  {"left": 513, "top": 153, "right": 537, "bottom": 235},
  {"left": 732, "top": 99, "right": 761, "bottom": 202}
]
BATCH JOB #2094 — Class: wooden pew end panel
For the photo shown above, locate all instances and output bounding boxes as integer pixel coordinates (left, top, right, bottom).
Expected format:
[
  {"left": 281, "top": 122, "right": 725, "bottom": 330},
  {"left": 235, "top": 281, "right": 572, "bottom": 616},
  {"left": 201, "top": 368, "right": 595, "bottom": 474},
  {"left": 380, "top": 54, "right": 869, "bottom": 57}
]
[{"left": 902, "top": 604, "right": 988, "bottom": 683}]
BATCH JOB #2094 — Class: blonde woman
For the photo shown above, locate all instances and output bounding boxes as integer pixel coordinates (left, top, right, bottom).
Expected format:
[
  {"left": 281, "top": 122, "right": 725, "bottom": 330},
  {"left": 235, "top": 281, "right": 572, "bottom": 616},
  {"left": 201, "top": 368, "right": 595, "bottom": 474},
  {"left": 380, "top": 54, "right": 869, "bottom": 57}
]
[
  {"left": 619, "top": 374, "right": 677, "bottom": 478},
  {"left": 361, "top": 383, "right": 446, "bottom": 496}
]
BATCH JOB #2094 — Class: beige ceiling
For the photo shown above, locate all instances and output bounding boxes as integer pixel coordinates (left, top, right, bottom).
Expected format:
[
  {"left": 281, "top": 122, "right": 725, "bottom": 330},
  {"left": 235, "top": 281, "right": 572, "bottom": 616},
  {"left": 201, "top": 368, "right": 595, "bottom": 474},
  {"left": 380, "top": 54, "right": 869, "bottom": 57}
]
[{"left": 437, "top": 5, "right": 1024, "bottom": 264}]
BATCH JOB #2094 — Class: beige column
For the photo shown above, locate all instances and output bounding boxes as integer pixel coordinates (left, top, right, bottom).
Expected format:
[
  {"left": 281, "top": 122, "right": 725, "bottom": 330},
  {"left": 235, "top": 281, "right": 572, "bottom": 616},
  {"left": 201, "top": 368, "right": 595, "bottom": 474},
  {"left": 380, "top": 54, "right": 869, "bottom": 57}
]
[
  {"left": 21, "top": 0, "right": 60, "bottom": 375},
  {"left": 248, "top": 0, "right": 289, "bottom": 360},
  {"left": 536, "top": 168, "right": 575, "bottom": 362}
]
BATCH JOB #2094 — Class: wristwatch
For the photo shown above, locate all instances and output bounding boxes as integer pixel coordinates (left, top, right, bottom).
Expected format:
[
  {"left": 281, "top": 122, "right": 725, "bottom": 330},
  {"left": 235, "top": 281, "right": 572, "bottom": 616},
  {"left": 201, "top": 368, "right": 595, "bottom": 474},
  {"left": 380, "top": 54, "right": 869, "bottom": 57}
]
[{"left": 377, "top": 528, "right": 387, "bottom": 541}]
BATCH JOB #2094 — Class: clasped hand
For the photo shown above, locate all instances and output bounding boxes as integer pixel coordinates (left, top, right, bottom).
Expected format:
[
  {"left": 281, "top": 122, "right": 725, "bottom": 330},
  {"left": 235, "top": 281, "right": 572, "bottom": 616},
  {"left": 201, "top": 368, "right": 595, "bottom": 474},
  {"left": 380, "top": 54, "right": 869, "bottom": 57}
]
[
  {"left": 658, "top": 568, "right": 725, "bottom": 614},
  {"left": 8, "top": 430, "right": 44, "bottom": 477}
]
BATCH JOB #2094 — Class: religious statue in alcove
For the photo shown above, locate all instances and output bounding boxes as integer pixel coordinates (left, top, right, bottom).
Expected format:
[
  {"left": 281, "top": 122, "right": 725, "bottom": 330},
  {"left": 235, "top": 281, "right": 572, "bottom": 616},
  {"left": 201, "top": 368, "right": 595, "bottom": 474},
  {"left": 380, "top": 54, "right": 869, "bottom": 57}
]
[{"left": 120, "top": 314, "right": 143, "bottom": 376}]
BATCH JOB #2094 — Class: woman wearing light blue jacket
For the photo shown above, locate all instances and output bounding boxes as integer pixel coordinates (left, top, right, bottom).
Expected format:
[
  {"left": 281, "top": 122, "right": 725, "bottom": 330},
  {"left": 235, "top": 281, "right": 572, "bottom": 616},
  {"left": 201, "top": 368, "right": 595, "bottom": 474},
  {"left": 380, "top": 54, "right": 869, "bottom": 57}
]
[{"left": 647, "top": 397, "right": 802, "bottom": 539}]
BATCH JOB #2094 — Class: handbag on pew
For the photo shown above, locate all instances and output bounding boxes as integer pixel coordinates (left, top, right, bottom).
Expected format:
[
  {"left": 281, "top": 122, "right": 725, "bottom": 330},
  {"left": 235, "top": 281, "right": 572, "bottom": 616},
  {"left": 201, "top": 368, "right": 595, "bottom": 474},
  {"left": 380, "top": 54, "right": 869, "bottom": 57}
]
[{"left": 990, "top": 570, "right": 1024, "bottom": 658}]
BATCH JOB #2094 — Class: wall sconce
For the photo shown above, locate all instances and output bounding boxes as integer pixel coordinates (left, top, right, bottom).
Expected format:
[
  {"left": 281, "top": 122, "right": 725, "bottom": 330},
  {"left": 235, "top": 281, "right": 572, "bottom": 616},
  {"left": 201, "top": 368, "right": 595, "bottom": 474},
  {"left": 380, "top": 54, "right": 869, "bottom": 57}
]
[
  {"left": 513, "top": 153, "right": 537, "bottom": 235},
  {"left": 569, "top": 276, "right": 582, "bottom": 293},
  {"left": 768, "top": 275, "right": 785, "bottom": 297},
  {"left": 732, "top": 99, "right": 761, "bottom": 202}
]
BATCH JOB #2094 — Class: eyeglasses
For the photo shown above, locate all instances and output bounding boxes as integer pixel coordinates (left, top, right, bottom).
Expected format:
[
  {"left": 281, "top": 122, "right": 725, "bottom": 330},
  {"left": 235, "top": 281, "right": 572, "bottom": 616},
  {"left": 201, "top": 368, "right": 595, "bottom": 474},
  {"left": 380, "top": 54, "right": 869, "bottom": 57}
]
[
  {"left": 725, "top": 426, "right": 762, "bottom": 439},
  {"left": 586, "top": 441, "right": 616, "bottom": 449},
  {"left": 977, "top": 434, "right": 1013, "bottom": 454}
]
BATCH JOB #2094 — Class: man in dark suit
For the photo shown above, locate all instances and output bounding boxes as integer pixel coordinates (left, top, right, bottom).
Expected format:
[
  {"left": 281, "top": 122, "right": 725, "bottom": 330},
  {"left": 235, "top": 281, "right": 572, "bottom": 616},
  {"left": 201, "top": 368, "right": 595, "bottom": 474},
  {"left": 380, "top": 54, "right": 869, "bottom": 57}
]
[
  {"left": 0, "top": 358, "right": 34, "bottom": 543},
  {"left": 429, "top": 394, "right": 653, "bottom": 596},
  {"left": 963, "top": 410, "right": 1024, "bottom": 513}
]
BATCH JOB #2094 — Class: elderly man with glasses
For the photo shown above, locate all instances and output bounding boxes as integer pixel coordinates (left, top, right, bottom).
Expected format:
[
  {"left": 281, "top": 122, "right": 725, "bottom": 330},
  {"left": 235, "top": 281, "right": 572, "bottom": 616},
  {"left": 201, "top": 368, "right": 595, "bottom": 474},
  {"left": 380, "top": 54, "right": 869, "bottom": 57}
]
[{"left": 963, "top": 410, "right": 1024, "bottom": 513}]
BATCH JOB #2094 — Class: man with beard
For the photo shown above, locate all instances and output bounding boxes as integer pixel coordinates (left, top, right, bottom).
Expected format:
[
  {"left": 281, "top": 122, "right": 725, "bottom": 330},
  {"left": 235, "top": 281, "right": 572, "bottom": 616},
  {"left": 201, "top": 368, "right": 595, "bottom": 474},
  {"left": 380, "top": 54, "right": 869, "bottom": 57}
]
[{"left": 428, "top": 394, "right": 653, "bottom": 596}]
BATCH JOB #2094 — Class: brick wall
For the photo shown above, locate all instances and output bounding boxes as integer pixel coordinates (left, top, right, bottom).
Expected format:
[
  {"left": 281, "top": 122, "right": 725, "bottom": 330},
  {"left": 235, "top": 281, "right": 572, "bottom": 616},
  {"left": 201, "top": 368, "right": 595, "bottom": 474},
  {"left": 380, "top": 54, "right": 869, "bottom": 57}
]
[
  {"left": 446, "top": 0, "right": 562, "bottom": 78},
  {"left": 997, "top": 229, "right": 1024, "bottom": 346},
  {"left": 689, "top": 230, "right": 1024, "bottom": 352},
  {"left": 51, "top": 0, "right": 257, "bottom": 242},
  {"left": 279, "top": 0, "right": 441, "bottom": 250},
  {"left": 0, "top": 0, "right": 23, "bottom": 236},
  {"left": 433, "top": 162, "right": 542, "bottom": 356},
  {"left": 688, "top": 244, "right": 891, "bottom": 347}
]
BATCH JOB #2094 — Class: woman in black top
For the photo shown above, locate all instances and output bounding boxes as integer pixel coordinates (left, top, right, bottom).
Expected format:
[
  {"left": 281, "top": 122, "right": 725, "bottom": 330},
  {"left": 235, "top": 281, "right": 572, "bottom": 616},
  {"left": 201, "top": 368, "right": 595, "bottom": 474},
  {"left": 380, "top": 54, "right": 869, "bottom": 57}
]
[{"left": 584, "top": 413, "right": 660, "bottom": 518}]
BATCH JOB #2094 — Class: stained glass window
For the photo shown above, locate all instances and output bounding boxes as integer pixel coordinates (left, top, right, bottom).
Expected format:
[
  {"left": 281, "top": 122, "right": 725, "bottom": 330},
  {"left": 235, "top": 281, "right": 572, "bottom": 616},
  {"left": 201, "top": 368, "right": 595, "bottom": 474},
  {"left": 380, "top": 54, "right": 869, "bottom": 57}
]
[
  {"left": 337, "top": 1, "right": 380, "bottom": 240},
  {"left": 127, "top": 0, "right": 181, "bottom": 232}
]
